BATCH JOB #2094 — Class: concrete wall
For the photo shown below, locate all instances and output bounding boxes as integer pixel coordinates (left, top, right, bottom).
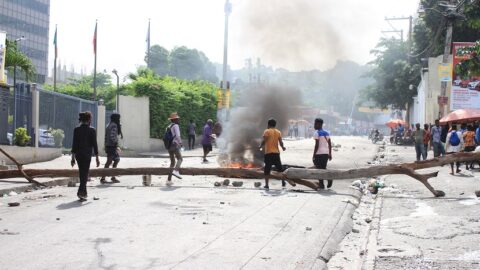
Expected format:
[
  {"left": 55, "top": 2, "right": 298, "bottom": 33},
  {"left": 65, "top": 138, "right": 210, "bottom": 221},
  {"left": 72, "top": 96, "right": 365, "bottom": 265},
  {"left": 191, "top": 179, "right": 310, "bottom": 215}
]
[
  {"left": 118, "top": 95, "right": 163, "bottom": 154},
  {"left": 0, "top": 146, "right": 62, "bottom": 165},
  {"left": 97, "top": 105, "right": 106, "bottom": 152},
  {"left": 423, "top": 55, "right": 453, "bottom": 124}
]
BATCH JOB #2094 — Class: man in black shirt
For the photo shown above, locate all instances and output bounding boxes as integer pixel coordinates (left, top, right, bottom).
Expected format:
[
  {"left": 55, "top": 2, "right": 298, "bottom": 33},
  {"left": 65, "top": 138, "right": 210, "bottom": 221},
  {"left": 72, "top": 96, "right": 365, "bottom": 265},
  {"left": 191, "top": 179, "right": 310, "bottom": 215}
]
[{"left": 71, "top": 111, "right": 100, "bottom": 201}]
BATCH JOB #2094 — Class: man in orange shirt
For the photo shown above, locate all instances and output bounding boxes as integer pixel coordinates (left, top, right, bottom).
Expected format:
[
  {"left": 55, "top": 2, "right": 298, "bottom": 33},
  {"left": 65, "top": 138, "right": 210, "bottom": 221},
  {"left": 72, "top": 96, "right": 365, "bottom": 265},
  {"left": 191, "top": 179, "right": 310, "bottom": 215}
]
[{"left": 259, "top": 118, "right": 286, "bottom": 190}]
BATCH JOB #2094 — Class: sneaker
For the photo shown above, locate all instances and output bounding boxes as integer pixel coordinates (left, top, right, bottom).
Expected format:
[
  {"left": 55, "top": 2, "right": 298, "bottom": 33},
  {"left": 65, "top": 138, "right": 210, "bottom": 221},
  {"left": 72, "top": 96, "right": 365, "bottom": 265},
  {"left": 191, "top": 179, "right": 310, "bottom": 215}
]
[
  {"left": 202, "top": 159, "right": 209, "bottom": 163},
  {"left": 100, "top": 178, "right": 107, "bottom": 184},
  {"left": 327, "top": 180, "right": 333, "bottom": 189},
  {"left": 264, "top": 185, "right": 269, "bottom": 190},
  {"left": 111, "top": 177, "right": 120, "bottom": 183},
  {"left": 172, "top": 170, "right": 182, "bottom": 179},
  {"left": 281, "top": 180, "right": 286, "bottom": 188},
  {"left": 318, "top": 181, "right": 325, "bottom": 190},
  {"left": 166, "top": 180, "right": 173, "bottom": 187},
  {"left": 456, "top": 169, "right": 462, "bottom": 174}
]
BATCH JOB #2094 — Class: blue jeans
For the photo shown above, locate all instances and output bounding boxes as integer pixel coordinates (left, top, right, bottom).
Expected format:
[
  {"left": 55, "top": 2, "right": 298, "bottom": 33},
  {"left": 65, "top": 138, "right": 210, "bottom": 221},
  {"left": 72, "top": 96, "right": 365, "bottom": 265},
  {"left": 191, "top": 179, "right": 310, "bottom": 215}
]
[
  {"left": 415, "top": 143, "right": 426, "bottom": 161},
  {"left": 432, "top": 142, "right": 445, "bottom": 157}
]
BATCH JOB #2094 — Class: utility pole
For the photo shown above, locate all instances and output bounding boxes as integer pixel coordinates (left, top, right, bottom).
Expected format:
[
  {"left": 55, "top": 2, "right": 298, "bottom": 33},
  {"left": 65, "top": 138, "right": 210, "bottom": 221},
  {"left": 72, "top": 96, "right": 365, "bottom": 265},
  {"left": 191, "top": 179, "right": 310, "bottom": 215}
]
[
  {"left": 220, "top": 0, "right": 231, "bottom": 122},
  {"left": 438, "top": 1, "right": 456, "bottom": 118},
  {"left": 385, "top": 16, "right": 414, "bottom": 125}
]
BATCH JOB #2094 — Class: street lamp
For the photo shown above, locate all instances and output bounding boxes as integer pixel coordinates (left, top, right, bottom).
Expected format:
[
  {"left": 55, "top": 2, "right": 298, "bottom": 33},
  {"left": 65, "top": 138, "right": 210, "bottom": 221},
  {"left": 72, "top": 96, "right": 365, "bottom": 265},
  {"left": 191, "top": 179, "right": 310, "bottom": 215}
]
[{"left": 112, "top": 69, "right": 119, "bottom": 112}]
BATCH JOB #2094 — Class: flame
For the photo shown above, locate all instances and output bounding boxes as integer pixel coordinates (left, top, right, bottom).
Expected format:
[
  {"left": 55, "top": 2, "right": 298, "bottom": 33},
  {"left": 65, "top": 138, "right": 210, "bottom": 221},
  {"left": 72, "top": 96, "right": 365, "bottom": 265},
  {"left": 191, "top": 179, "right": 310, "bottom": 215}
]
[{"left": 226, "top": 162, "right": 260, "bottom": 169}]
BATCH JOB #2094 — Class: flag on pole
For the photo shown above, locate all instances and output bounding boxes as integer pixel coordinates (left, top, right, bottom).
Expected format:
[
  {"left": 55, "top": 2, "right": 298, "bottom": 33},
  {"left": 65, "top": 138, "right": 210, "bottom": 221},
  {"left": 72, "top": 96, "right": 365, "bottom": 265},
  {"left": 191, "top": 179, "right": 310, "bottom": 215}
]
[
  {"left": 53, "top": 25, "right": 58, "bottom": 58},
  {"left": 146, "top": 19, "right": 151, "bottom": 67},
  {"left": 93, "top": 21, "right": 97, "bottom": 55}
]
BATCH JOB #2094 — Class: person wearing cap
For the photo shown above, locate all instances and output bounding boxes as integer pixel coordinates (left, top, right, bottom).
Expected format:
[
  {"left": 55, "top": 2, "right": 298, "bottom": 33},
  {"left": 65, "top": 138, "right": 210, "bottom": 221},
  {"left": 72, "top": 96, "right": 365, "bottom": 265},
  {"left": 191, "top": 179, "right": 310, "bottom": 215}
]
[
  {"left": 201, "top": 119, "right": 215, "bottom": 163},
  {"left": 166, "top": 112, "right": 183, "bottom": 185}
]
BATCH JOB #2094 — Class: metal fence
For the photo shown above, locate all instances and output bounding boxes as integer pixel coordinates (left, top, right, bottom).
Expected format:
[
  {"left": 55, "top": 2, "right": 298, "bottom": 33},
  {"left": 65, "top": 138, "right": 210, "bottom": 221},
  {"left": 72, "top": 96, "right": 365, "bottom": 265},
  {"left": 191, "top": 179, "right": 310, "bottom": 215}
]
[
  {"left": 0, "top": 84, "right": 98, "bottom": 149},
  {"left": 38, "top": 89, "right": 97, "bottom": 148}
]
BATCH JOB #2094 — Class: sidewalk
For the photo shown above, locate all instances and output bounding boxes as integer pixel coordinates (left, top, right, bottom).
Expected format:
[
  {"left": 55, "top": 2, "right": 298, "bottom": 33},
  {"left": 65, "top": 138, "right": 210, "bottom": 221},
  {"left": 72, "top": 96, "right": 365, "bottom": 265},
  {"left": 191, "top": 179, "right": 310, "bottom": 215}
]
[{"left": 367, "top": 144, "right": 480, "bottom": 269}]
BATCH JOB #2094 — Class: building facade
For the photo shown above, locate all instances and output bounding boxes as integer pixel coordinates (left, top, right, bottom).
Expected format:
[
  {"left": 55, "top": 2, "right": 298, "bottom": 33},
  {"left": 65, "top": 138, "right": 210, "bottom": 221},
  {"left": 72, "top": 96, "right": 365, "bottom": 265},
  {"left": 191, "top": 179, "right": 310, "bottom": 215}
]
[{"left": 0, "top": 0, "right": 50, "bottom": 83}]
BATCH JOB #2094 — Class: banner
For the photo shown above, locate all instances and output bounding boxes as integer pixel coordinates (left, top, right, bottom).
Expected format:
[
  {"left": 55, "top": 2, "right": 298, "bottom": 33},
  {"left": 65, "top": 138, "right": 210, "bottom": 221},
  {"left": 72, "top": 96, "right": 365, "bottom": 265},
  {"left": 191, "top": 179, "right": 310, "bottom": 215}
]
[
  {"left": 451, "top": 42, "right": 480, "bottom": 110},
  {"left": 438, "top": 63, "right": 452, "bottom": 82},
  {"left": 0, "top": 31, "right": 6, "bottom": 85}
]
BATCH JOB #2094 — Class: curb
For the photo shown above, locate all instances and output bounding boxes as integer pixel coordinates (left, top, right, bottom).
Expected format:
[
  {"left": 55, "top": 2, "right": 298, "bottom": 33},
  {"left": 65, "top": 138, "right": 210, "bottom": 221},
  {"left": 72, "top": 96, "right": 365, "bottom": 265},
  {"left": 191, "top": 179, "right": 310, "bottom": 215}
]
[
  {"left": 309, "top": 187, "right": 363, "bottom": 269},
  {"left": 0, "top": 177, "right": 76, "bottom": 196}
]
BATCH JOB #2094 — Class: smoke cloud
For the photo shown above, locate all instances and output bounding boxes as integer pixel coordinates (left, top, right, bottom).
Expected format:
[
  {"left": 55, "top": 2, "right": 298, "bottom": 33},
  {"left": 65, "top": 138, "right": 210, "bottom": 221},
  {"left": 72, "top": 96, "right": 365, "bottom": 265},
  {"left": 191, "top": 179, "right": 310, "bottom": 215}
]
[
  {"left": 236, "top": 0, "right": 347, "bottom": 71},
  {"left": 222, "top": 85, "right": 302, "bottom": 165}
]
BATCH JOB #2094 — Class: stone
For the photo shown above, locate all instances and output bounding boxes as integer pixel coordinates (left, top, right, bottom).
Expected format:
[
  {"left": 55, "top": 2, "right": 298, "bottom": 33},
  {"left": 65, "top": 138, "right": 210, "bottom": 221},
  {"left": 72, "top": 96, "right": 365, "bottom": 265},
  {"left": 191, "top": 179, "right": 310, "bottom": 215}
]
[
  {"left": 93, "top": 197, "right": 99, "bottom": 200},
  {"left": 365, "top": 217, "right": 372, "bottom": 223},
  {"left": 232, "top": 181, "right": 243, "bottom": 187},
  {"left": 254, "top": 182, "right": 262, "bottom": 188},
  {"left": 220, "top": 202, "right": 225, "bottom": 205},
  {"left": 8, "top": 202, "right": 20, "bottom": 207},
  {"left": 214, "top": 182, "right": 221, "bottom": 187},
  {"left": 56, "top": 218, "right": 60, "bottom": 221},
  {"left": 203, "top": 221, "right": 208, "bottom": 225},
  {"left": 306, "top": 227, "right": 312, "bottom": 231},
  {"left": 67, "top": 181, "right": 76, "bottom": 187},
  {"left": 352, "top": 228, "right": 360, "bottom": 233},
  {"left": 475, "top": 190, "right": 480, "bottom": 197},
  {"left": 223, "top": 179, "right": 230, "bottom": 186}
]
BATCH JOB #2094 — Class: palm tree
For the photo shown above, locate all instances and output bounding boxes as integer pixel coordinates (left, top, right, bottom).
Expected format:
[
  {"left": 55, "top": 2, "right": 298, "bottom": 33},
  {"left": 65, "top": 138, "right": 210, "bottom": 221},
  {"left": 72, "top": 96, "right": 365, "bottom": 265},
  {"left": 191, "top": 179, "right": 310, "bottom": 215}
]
[{"left": 5, "top": 39, "right": 36, "bottom": 82}]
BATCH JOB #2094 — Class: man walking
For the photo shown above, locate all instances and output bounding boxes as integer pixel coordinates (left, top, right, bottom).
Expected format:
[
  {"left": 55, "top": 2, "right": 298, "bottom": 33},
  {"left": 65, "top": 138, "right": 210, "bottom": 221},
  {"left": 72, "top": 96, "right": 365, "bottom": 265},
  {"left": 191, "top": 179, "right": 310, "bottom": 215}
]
[
  {"left": 100, "top": 113, "right": 123, "bottom": 184},
  {"left": 431, "top": 119, "right": 445, "bottom": 157},
  {"left": 165, "top": 112, "right": 183, "bottom": 186},
  {"left": 187, "top": 120, "right": 196, "bottom": 150},
  {"left": 201, "top": 119, "right": 214, "bottom": 163},
  {"left": 313, "top": 118, "right": 333, "bottom": 190},
  {"left": 446, "top": 124, "right": 464, "bottom": 175},
  {"left": 423, "top": 124, "right": 431, "bottom": 160},
  {"left": 259, "top": 118, "right": 286, "bottom": 190},
  {"left": 413, "top": 123, "right": 426, "bottom": 161}
]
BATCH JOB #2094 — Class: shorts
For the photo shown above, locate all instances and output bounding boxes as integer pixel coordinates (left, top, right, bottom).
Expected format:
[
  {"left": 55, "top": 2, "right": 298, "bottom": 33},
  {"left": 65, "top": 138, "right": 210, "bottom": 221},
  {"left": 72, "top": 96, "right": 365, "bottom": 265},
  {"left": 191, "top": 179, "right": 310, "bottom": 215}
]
[
  {"left": 202, "top": 144, "right": 213, "bottom": 152},
  {"left": 105, "top": 146, "right": 120, "bottom": 161},
  {"left": 264, "top": 153, "right": 283, "bottom": 175},
  {"left": 313, "top": 154, "right": 329, "bottom": 169}
]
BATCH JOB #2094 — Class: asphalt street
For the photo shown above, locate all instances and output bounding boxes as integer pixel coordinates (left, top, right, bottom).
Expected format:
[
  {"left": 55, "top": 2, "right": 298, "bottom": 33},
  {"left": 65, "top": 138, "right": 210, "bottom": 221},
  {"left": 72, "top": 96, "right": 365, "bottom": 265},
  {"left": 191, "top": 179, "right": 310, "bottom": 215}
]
[{"left": 0, "top": 136, "right": 377, "bottom": 270}]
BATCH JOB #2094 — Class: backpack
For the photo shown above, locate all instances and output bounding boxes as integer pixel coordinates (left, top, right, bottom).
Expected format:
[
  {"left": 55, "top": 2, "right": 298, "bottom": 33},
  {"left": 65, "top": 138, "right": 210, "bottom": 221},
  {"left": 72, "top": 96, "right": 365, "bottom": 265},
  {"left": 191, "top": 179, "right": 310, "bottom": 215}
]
[
  {"left": 163, "top": 124, "right": 176, "bottom": 149},
  {"left": 449, "top": 131, "right": 460, "bottom": 146}
]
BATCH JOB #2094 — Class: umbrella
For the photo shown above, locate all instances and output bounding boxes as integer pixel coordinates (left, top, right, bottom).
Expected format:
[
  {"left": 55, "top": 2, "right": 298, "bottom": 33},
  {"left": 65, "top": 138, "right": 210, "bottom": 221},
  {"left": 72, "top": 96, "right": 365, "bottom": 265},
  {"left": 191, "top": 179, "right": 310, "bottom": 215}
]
[
  {"left": 385, "top": 119, "right": 406, "bottom": 128},
  {"left": 440, "top": 108, "right": 480, "bottom": 124}
]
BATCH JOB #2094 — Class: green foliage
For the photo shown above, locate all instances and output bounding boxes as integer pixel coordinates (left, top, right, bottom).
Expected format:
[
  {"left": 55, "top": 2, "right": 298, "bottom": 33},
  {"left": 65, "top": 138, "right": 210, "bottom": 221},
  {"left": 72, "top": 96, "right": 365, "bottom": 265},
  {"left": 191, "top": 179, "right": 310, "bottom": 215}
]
[
  {"left": 43, "top": 72, "right": 123, "bottom": 110},
  {"left": 5, "top": 39, "right": 36, "bottom": 81},
  {"left": 127, "top": 69, "right": 217, "bottom": 138},
  {"left": 14, "top": 127, "right": 31, "bottom": 146},
  {"left": 49, "top": 128, "right": 65, "bottom": 148},
  {"left": 147, "top": 45, "right": 218, "bottom": 83},
  {"left": 361, "top": 38, "right": 421, "bottom": 110}
]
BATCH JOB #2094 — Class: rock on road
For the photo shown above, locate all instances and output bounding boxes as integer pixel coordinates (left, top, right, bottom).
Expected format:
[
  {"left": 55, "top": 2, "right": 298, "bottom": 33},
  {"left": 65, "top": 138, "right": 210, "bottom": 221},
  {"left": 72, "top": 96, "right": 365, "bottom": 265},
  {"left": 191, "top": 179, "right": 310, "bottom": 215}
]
[{"left": 0, "top": 136, "right": 377, "bottom": 270}]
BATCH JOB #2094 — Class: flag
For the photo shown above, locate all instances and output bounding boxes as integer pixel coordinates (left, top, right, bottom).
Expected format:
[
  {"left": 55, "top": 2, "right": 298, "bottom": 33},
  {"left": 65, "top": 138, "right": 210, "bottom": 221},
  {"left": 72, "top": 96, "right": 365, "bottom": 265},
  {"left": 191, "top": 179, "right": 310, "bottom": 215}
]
[
  {"left": 53, "top": 25, "right": 58, "bottom": 58},
  {"left": 93, "top": 21, "right": 97, "bottom": 55}
]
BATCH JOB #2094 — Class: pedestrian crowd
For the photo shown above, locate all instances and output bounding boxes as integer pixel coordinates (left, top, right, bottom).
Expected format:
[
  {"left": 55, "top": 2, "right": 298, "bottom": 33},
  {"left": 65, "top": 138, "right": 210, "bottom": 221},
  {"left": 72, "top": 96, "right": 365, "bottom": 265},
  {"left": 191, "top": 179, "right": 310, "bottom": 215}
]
[
  {"left": 69, "top": 111, "right": 334, "bottom": 201},
  {"left": 408, "top": 119, "right": 480, "bottom": 175}
]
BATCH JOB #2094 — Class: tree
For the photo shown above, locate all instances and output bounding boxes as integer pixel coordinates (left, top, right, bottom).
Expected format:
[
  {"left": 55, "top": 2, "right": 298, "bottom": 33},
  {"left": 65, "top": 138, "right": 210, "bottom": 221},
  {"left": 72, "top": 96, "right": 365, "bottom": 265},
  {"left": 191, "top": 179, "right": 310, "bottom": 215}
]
[
  {"left": 146, "top": 45, "right": 218, "bottom": 83},
  {"left": 5, "top": 39, "right": 36, "bottom": 81},
  {"left": 361, "top": 38, "right": 421, "bottom": 110},
  {"left": 413, "top": 0, "right": 480, "bottom": 59},
  {"left": 147, "top": 45, "right": 170, "bottom": 76}
]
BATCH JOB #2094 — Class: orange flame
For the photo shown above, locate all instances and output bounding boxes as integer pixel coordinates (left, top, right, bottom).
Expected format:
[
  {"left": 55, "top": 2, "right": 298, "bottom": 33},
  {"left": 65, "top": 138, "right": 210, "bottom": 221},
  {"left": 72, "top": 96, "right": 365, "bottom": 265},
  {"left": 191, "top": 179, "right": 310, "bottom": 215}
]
[{"left": 226, "top": 162, "right": 260, "bottom": 169}]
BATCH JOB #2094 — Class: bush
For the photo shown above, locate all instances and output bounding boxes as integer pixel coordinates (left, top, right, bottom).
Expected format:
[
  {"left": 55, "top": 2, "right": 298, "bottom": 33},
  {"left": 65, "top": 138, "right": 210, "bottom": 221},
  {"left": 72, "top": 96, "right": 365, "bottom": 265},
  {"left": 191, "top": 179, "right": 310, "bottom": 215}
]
[
  {"left": 49, "top": 128, "right": 65, "bottom": 148},
  {"left": 128, "top": 75, "right": 217, "bottom": 138},
  {"left": 14, "top": 127, "right": 31, "bottom": 146}
]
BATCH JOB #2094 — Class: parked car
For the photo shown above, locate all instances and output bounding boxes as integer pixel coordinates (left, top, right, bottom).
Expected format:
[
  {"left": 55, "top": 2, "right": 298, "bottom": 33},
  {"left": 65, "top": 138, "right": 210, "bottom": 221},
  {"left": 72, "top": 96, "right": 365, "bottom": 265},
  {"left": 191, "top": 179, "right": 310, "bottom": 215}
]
[
  {"left": 453, "top": 79, "right": 462, "bottom": 86},
  {"left": 38, "top": 129, "right": 55, "bottom": 147},
  {"left": 460, "top": 79, "right": 471, "bottom": 88},
  {"left": 468, "top": 81, "right": 480, "bottom": 90}
]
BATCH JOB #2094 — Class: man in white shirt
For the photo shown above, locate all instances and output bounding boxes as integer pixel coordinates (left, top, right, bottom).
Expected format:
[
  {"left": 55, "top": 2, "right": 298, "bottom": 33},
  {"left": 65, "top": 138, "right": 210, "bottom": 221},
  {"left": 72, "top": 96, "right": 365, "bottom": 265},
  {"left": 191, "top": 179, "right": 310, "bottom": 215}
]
[
  {"left": 445, "top": 124, "right": 464, "bottom": 175},
  {"left": 167, "top": 112, "right": 183, "bottom": 185},
  {"left": 313, "top": 118, "right": 333, "bottom": 189}
]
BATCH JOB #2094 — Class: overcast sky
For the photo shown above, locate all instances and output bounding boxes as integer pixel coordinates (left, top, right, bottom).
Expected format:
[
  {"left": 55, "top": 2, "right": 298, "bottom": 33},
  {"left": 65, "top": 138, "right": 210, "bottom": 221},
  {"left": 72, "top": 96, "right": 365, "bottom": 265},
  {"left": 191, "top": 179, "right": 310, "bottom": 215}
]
[{"left": 49, "top": 0, "right": 419, "bottom": 78}]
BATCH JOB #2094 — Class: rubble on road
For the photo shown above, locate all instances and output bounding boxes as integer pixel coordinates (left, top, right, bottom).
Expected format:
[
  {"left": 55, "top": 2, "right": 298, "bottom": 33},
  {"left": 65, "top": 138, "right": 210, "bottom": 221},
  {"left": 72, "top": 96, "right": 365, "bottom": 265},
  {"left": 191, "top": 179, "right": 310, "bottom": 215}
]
[
  {"left": 222, "top": 179, "right": 230, "bottom": 186},
  {"left": 232, "top": 181, "right": 243, "bottom": 187},
  {"left": 8, "top": 202, "right": 20, "bottom": 207}
]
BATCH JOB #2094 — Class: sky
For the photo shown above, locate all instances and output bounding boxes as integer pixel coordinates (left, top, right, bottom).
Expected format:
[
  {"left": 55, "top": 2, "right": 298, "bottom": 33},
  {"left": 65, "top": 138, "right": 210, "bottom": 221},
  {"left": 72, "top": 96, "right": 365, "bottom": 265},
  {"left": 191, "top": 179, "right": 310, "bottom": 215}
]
[{"left": 48, "top": 0, "right": 420, "bottom": 79}]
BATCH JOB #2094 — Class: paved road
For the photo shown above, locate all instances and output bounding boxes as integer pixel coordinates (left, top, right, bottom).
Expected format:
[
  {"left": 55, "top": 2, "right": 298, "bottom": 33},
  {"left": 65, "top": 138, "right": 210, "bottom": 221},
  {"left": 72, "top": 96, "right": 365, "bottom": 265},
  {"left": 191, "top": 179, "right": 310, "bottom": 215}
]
[{"left": 0, "top": 137, "right": 376, "bottom": 270}]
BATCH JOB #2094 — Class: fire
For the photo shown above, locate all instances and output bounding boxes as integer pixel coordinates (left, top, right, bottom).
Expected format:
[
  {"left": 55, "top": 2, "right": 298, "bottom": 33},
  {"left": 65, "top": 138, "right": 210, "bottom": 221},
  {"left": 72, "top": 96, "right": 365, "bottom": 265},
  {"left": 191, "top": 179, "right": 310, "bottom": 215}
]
[{"left": 226, "top": 162, "right": 260, "bottom": 169}]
